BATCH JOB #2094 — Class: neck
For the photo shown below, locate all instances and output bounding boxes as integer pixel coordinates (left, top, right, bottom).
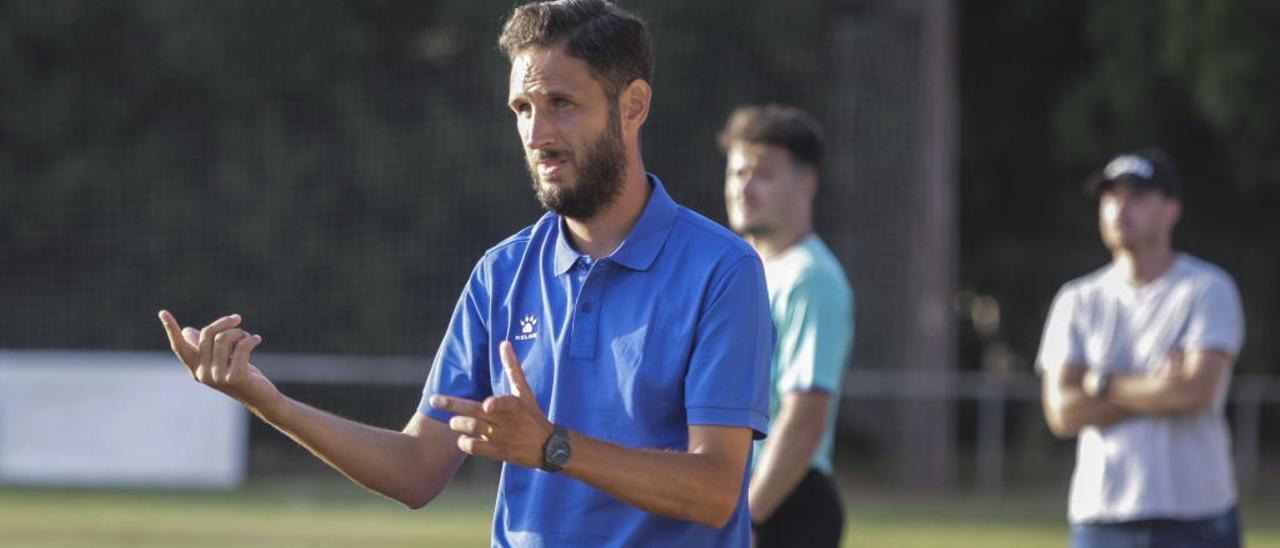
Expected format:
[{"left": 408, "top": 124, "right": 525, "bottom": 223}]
[
  {"left": 1113, "top": 244, "right": 1176, "bottom": 285},
  {"left": 563, "top": 160, "right": 650, "bottom": 260},
  {"left": 748, "top": 222, "right": 813, "bottom": 261}
]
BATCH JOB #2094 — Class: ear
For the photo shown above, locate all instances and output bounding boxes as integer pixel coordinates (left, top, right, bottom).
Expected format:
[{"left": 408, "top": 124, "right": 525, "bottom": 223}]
[
  {"left": 799, "top": 166, "right": 819, "bottom": 200},
  {"left": 1166, "top": 198, "right": 1183, "bottom": 228},
  {"left": 619, "top": 79, "right": 651, "bottom": 133}
]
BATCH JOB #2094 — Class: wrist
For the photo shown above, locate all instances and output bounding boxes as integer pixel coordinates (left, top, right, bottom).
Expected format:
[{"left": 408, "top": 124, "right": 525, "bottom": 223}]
[
  {"left": 1084, "top": 370, "right": 1113, "bottom": 398},
  {"left": 246, "top": 386, "right": 287, "bottom": 419},
  {"left": 541, "top": 423, "right": 572, "bottom": 473}
]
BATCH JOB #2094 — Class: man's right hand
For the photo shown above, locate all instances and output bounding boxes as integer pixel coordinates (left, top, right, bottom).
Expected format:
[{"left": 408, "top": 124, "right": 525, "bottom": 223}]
[{"left": 158, "top": 310, "right": 278, "bottom": 411}]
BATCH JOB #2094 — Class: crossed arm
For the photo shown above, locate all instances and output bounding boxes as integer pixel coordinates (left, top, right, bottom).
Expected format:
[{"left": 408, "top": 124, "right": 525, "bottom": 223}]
[
  {"left": 159, "top": 311, "right": 750, "bottom": 527},
  {"left": 1041, "top": 349, "right": 1234, "bottom": 438}
]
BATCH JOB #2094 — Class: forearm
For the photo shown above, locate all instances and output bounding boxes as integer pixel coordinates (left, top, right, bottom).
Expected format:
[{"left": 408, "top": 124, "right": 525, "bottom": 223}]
[
  {"left": 158, "top": 313, "right": 463, "bottom": 508},
  {"left": 748, "top": 394, "right": 828, "bottom": 522},
  {"left": 1087, "top": 350, "right": 1231, "bottom": 415},
  {"left": 562, "top": 429, "right": 747, "bottom": 529},
  {"left": 1043, "top": 365, "right": 1132, "bottom": 438},
  {"left": 255, "top": 395, "right": 462, "bottom": 508},
  {"left": 1104, "top": 372, "right": 1211, "bottom": 414},
  {"left": 1045, "top": 386, "right": 1132, "bottom": 437},
  {"left": 749, "top": 432, "right": 820, "bottom": 522}
]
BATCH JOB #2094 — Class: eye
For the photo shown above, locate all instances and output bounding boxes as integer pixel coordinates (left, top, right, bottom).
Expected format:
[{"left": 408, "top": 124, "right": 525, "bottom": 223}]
[
  {"left": 510, "top": 101, "right": 531, "bottom": 116},
  {"left": 553, "top": 97, "right": 572, "bottom": 109}
]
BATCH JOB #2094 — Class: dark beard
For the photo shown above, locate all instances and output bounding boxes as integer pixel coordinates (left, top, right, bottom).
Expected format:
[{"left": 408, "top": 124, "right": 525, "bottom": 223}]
[
  {"left": 741, "top": 224, "right": 774, "bottom": 238},
  {"left": 731, "top": 215, "right": 775, "bottom": 238},
  {"left": 526, "top": 112, "right": 626, "bottom": 220}
]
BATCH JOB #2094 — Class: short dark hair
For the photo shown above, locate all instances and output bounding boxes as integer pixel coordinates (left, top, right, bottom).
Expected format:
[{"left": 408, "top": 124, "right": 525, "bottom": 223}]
[
  {"left": 498, "top": 0, "right": 653, "bottom": 100},
  {"left": 718, "top": 104, "right": 826, "bottom": 170}
]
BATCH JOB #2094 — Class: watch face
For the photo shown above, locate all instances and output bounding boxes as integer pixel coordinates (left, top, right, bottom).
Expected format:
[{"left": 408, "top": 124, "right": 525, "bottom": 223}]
[
  {"left": 547, "top": 437, "right": 571, "bottom": 466},
  {"left": 543, "top": 426, "right": 572, "bottom": 471}
]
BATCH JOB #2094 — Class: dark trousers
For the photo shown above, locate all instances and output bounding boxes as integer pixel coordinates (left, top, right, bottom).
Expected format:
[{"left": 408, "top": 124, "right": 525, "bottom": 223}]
[
  {"left": 1070, "top": 506, "right": 1242, "bottom": 548},
  {"left": 755, "top": 469, "right": 845, "bottom": 548}
]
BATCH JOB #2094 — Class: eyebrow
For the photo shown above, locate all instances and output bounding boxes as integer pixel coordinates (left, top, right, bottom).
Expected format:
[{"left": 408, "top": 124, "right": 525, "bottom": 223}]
[{"left": 508, "top": 88, "right": 581, "bottom": 109}]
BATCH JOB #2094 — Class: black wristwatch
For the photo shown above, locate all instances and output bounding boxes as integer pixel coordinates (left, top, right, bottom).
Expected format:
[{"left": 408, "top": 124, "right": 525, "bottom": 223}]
[
  {"left": 1089, "top": 371, "right": 1113, "bottom": 398},
  {"left": 541, "top": 424, "right": 572, "bottom": 473},
  {"left": 1096, "top": 371, "right": 1113, "bottom": 396}
]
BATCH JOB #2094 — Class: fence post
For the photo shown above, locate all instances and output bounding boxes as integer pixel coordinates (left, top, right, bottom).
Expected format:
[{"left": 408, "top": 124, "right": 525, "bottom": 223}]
[
  {"left": 976, "top": 379, "right": 1005, "bottom": 495},
  {"left": 1233, "top": 382, "right": 1261, "bottom": 492}
]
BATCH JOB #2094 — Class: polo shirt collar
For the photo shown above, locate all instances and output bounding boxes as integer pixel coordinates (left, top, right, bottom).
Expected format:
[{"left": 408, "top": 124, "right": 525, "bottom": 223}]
[{"left": 552, "top": 173, "right": 678, "bottom": 275}]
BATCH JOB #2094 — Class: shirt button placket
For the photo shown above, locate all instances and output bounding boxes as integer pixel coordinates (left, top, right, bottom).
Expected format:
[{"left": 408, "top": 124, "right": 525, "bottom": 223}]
[{"left": 569, "top": 261, "right": 604, "bottom": 359}]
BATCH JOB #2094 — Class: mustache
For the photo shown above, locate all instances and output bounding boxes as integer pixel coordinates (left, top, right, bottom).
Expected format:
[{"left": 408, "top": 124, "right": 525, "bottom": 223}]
[{"left": 529, "top": 149, "right": 571, "bottom": 163}]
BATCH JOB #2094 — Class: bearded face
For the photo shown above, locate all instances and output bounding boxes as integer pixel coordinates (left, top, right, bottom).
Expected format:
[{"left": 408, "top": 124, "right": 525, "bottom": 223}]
[{"left": 525, "top": 102, "right": 626, "bottom": 220}]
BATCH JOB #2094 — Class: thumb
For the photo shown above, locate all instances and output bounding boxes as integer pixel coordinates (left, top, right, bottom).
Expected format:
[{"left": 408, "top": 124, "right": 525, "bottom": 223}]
[{"left": 499, "top": 340, "right": 536, "bottom": 403}]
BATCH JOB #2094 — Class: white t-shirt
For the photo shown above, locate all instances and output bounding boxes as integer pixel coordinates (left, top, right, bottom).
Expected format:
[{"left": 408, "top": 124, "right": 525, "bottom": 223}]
[{"left": 1036, "top": 253, "right": 1245, "bottom": 523}]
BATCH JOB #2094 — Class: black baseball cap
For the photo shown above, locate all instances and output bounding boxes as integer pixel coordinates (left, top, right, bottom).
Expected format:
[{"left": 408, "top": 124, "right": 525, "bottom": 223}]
[{"left": 1084, "top": 149, "right": 1182, "bottom": 198}]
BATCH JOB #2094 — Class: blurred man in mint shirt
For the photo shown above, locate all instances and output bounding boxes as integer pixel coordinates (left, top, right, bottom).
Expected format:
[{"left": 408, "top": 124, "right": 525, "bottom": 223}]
[{"left": 721, "top": 104, "right": 854, "bottom": 548}]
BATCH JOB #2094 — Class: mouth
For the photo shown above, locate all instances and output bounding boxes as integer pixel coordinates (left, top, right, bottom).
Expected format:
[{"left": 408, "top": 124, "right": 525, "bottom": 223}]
[
  {"left": 538, "top": 158, "right": 567, "bottom": 179},
  {"left": 531, "top": 151, "right": 571, "bottom": 181}
]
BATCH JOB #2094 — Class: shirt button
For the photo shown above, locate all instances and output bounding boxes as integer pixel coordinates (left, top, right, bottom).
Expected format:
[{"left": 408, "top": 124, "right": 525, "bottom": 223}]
[{"left": 581, "top": 302, "right": 593, "bottom": 313}]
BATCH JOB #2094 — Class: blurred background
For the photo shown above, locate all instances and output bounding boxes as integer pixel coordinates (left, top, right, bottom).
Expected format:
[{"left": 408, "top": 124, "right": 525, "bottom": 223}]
[{"left": 1, "top": 0, "right": 1278, "bottom": 546}]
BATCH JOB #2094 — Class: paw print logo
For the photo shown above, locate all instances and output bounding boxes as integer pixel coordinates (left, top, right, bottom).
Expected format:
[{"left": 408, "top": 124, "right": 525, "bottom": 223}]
[{"left": 514, "top": 314, "right": 540, "bottom": 341}]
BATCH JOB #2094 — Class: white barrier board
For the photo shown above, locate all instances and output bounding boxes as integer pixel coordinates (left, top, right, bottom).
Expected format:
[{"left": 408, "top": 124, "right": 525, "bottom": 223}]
[{"left": 0, "top": 350, "right": 246, "bottom": 488}]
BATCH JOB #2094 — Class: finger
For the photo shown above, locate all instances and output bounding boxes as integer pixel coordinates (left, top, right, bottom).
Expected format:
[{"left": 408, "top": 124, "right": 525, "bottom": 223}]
[
  {"left": 182, "top": 327, "right": 200, "bottom": 347},
  {"left": 197, "top": 314, "right": 242, "bottom": 368},
  {"left": 429, "top": 395, "right": 488, "bottom": 417},
  {"left": 482, "top": 394, "right": 521, "bottom": 415},
  {"left": 448, "top": 415, "right": 494, "bottom": 438},
  {"left": 158, "top": 310, "right": 198, "bottom": 367},
  {"left": 211, "top": 329, "right": 248, "bottom": 381},
  {"left": 227, "top": 332, "right": 262, "bottom": 382},
  {"left": 499, "top": 340, "right": 535, "bottom": 402},
  {"left": 456, "top": 434, "right": 498, "bottom": 460}
]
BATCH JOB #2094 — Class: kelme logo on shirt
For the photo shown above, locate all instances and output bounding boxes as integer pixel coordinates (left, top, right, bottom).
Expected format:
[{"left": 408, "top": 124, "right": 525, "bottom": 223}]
[{"left": 515, "top": 315, "right": 538, "bottom": 341}]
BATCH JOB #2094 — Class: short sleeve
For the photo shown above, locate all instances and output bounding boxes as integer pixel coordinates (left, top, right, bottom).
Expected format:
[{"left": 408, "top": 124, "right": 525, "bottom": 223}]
[
  {"left": 775, "top": 276, "right": 853, "bottom": 395},
  {"left": 1036, "top": 285, "right": 1084, "bottom": 374},
  {"left": 684, "top": 254, "right": 773, "bottom": 439},
  {"left": 1181, "top": 273, "right": 1245, "bottom": 356},
  {"left": 419, "top": 259, "right": 494, "bottom": 423}
]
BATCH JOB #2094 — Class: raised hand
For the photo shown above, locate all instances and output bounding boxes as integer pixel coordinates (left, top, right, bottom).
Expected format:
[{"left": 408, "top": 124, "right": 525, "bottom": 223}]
[
  {"left": 430, "top": 340, "right": 555, "bottom": 469},
  {"left": 158, "top": 309, "right": 278, "bottom": 410}
]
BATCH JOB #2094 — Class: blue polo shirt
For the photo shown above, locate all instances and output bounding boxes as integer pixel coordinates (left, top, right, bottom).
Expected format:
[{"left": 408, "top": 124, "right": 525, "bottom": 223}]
[{"left": 420, "top": 174, "right": 772, "bottom": 547}]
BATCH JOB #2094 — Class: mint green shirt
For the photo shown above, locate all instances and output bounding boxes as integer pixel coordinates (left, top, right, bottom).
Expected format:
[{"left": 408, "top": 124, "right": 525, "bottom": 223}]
[{"left": 754, "top": 235, "right": 854, "bottom": 474}]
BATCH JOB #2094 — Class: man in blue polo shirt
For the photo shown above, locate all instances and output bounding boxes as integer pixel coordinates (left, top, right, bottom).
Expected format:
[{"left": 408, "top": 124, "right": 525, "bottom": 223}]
[{"left": 156, "top": 1, "right": 772, "bottom": 546}]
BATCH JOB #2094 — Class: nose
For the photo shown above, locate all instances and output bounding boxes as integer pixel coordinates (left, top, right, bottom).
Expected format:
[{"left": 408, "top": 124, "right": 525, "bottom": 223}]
[
  {"left": 739, "top": 172, "right": 762, "bottom": 199},
  {"left": 522, "top": 108, "right": 556, "bottom": 151}
]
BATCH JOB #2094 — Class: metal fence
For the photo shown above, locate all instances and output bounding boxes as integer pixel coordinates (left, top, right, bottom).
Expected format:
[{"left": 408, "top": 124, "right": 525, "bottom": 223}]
[{"left": 243, "top": 352, "right": 1280, "bottom": 493}]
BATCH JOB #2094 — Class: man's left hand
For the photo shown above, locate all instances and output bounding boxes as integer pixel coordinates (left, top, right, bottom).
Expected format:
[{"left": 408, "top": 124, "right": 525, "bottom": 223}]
[{"left": 430, "top": 340, "right": 554, "bottom": 469}]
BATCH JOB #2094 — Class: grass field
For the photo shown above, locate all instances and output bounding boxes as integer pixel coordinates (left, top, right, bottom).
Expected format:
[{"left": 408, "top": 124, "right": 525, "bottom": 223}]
[{"left": 1, "top": 480, "right": 1277, "bottom": 547}]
